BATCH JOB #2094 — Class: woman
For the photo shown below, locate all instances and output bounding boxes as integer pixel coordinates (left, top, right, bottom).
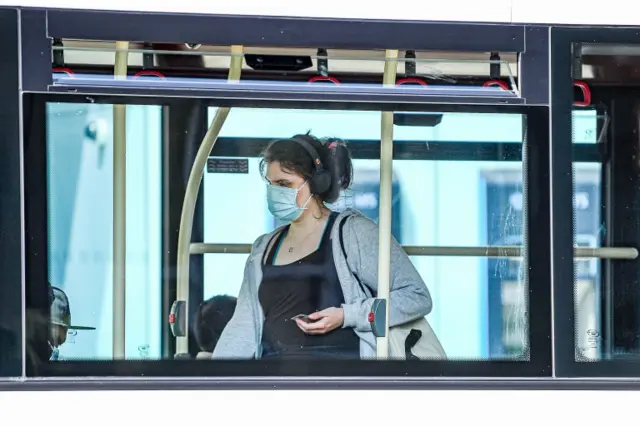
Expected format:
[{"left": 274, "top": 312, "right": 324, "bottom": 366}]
[{"left": 212, "top": 133, "right": 432, "bottom": 360}]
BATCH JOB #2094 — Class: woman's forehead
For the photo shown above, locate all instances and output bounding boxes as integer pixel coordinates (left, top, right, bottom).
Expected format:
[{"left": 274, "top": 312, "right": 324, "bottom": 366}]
[{"left": 266, "top": 162, "right": 302, "bottom": 182}]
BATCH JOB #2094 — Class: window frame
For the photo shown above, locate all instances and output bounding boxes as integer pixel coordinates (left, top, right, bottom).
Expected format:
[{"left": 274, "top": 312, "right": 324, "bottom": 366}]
[
  {"left": 22, "top": 91, "right": 553, "bottom": 379},
  {"left": 550, "top": 26, "right": 640, "bottom": 377},
  {"left": 0, "top": 7, "right": 23, "bottom": 379}
]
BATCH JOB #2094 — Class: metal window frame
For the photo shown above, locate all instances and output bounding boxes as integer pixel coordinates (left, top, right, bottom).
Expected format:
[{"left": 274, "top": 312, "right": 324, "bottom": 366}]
[
  {"left": 22, "top": 91, "right": 552, "bottom": 380},
  {"left": 0, "top": 7, "right": 24, "bottom": 379},
  {"left": 15, "top": 7, "right": 549, "bottom": 107},
  {"left": 44, "top": 9, "right": 525, "bottom": 53},
  {"left": 551, "top": 27, "right": 640, "bottom": 377}
]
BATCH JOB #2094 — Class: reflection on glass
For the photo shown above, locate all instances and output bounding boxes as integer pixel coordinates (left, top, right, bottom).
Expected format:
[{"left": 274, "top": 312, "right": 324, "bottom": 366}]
[
  {"left": 203, "top": 108, "right": 528, "bottom": 360},
  {"left": 573, "top": 109, "right": 599, "bottom": 144},
  {"left": 573, "top": 165, "right": 602, "bottom": 361},
  {"left": 569, "top": 88, "right": 602, "bottom": 361},
  {"left": 45, "top": 102, "right": 162, "bottom": 361}
]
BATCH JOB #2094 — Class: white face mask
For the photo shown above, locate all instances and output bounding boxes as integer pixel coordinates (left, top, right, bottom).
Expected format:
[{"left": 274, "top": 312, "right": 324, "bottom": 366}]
[{"left": 266, "top": 181, "right": 313, "bottom": 222}]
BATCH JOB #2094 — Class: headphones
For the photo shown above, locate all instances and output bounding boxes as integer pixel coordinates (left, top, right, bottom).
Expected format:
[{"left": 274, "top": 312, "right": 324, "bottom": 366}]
[
  {"left": 49, "top": 285, "right": 55, "bottom": 307},
  {"left": 273, "top": 136, "right": 332, "bottom": 195}
]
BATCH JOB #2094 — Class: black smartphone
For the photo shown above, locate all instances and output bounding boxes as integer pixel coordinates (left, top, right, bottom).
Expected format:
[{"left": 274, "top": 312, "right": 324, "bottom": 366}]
[{"left": 291, "top": 314, "right": 314, "bottom": 323}]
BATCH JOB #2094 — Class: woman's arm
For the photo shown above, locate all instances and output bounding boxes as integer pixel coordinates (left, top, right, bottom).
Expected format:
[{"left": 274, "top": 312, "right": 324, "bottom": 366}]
[
  {"left": 211, "top": 250, "right": 260, "bottom": 359},
  {"left": 341, "top": 214, "right": 433, "bottom": 332}
]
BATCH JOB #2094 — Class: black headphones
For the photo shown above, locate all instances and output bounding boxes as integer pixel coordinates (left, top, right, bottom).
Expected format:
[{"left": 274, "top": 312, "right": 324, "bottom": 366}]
[{"left": 274, "top": 136, "right": 332, "bottom": 195}]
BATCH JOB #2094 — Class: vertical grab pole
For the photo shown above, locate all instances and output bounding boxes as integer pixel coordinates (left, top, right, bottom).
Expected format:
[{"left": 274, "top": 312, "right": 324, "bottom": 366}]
[
  {"left": 376, "top": 50, "right": 399, "bottom": 359},
  {"left": 175, "top": 45, "right": 244, "bottom": 355},
  {"left": 113, "top": 41, "right": 130, "bottom": 359}
]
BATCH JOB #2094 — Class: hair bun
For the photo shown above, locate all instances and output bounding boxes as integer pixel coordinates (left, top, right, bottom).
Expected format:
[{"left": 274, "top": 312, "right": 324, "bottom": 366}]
[{"left": 324, "top": 139, "right": 347, "bottom": 151}]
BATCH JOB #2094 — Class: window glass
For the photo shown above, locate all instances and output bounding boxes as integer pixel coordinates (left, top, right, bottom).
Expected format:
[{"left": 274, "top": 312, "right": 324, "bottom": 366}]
[
  {"left": 573, "top": 109, "right": 598, "bottom": 144},
  {"left": 571, "top": 105, "right": 634, "bottom": 362},
  {"left": 214, "top": 108, "right": 523, "bottom": 143},
  {"left": 203, "top": 107, "right": 528, "bottom": 360},
  {"left": 566, "top": 108, "right": 603, "bottom": 361},
  {"left": 45, "top": 103, "right": 162, "bottom": 361},
  {"left": 35, "top": 102, "right": 574, "bottom": 371},
  {"left": 573, "top": 162, "right": 602, "bottom": 361}
]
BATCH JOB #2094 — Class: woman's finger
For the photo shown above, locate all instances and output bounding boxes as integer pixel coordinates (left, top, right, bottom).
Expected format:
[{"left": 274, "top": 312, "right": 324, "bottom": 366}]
[
  {"left": 306, "top": 319, "right": 334, "bottom": 334},
  {"left": 300, "top": 319, "right": 328, "bottom": 331},
  {"left": 295, "top": 319, "right": 311, "bottom": 332},
  {"left": 307, "top": 310, "right": 327, "bottom": 321}
]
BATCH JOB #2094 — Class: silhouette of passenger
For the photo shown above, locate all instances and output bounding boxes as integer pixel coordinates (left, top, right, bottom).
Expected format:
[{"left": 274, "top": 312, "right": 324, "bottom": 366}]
[
  {"left": 193, "top": 295, "right": 237, "bottom": 359},
  {"left": 49, "top": 285, "right": 95, "bottom": 360}
]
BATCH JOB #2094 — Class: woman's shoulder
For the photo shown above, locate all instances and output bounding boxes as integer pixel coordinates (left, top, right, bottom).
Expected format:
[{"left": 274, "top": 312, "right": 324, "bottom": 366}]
[
  {"left": 337, "top": 209, "right": 378, "bottom": 233},
  {"left": 336, "top": 209, "right": 378, "bottom": 238}
]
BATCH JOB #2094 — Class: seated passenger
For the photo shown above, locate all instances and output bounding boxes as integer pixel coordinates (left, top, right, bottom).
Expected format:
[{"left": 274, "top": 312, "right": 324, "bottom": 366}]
[
  {"left": 193, "top": 294, "right": 237, "bottom": 359},
  {"left": 212, "top": 133, "right": 433, "bottom": 360}
]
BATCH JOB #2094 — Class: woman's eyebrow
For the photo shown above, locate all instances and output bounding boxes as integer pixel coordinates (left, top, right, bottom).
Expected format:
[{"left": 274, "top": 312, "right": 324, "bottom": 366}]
[{"left": 266, "top": 177, "right": 289, "bottom": 184}]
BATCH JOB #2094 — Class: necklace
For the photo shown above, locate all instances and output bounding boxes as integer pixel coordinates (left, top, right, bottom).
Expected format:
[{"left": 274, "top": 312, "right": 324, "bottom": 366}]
[{"left": 287, "top": 219, "right": 323, "bottom": 253}]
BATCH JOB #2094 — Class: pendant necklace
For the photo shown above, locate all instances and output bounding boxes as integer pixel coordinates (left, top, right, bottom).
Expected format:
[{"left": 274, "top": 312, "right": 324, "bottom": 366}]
[{"left": 287, "top": 220, "right": 322, "bottom": 253}]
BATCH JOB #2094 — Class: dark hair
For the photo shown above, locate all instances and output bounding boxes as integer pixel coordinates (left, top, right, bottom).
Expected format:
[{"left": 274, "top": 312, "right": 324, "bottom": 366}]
[
  {"left": 193, "top": 295, "right": 237, "bottom": 353},
  {"left": 259, "top": 132, "right": 353, "bottom": 204}
]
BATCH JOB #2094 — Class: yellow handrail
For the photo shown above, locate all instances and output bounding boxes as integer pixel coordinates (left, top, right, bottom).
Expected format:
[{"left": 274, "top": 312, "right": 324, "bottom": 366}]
[{"left": 112, "top": 40, "right": 129, "bottom": 359}]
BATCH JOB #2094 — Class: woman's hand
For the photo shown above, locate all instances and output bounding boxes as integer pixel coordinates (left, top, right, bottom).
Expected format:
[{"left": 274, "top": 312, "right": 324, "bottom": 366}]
[{"left": 295, "top": 307, "right": 344, "bottom": 335}]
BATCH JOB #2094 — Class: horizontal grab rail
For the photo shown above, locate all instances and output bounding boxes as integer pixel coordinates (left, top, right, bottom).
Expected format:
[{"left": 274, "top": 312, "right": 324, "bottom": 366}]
[
  {"left": 189, "top": 243, "right": 639, "bottom": 260},
  {"left": 51, "top": 76, "right": 518, "bottom": 97}
]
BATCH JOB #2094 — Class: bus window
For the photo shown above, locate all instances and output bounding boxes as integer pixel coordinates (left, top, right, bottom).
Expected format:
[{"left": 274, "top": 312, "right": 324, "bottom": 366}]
[
  {"left": 25, "top": 46, "right": 557, "bottom": 375},
  {"left": 45, "top": 102, "right": 162, "bottom": 361},
  {"left": 203, "top": 108, "right": 531, "bottom": 361},
  {"left": 484, "top": 163, "right": 601, "bottom": 358}
]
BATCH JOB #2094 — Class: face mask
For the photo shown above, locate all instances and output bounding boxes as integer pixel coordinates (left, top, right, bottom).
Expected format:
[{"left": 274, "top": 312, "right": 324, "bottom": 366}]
[{"left": 267, "top": 181, "right": 312, "bottom": 222}]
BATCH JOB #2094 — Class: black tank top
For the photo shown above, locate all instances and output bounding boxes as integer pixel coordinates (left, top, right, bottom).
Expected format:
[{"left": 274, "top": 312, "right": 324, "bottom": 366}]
[{"left": 258, "top": 213, "right": 360, "bottom": 359}]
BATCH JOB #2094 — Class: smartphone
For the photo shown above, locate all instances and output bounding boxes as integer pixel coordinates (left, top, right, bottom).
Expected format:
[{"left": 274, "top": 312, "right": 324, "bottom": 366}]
[{"left": 290, "top": 314, "right": 313, "bottom": 323}]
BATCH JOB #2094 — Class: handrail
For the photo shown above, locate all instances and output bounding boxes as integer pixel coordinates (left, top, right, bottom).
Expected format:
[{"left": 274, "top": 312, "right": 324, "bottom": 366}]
[
  {"left": 112, "top": 40, "right": 129, "bottom": 360},
  {"left": 377, "top": 49, "right": 399, "bottom": 359},
  {"left": 50, "top": 78, "right": 523, "bottom": 104},
  {"left": 175, "top": 45, "right": 244, "bottom": 355},
  {"left": 189, "top": 243, "right": 639, "bottom": 260}
]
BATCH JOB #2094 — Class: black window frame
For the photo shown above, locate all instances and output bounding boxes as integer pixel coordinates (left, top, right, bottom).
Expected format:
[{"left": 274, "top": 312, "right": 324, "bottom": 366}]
[
  {"left": 0, "top": 7, "right": 24, "bottom": 379},
  {"left": 22, "top": 90, "right": 551, "bottom": 381},
  {"left": 551, "top": 27, "right": 640, "bottom": 377}
]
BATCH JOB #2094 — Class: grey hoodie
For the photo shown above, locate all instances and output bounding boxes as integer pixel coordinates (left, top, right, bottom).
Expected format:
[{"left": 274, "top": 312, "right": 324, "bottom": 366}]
[{"left": 211, "top": 209, "right": 433, "bottom": 359}]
